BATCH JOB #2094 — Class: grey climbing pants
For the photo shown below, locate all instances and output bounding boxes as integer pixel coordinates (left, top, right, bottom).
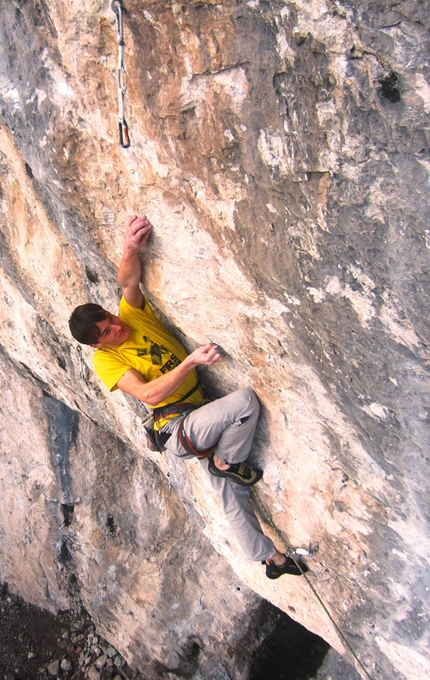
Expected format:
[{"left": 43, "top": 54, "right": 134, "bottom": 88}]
[{"left": 163, "top": 388, "right": 276, "bottom": 562}]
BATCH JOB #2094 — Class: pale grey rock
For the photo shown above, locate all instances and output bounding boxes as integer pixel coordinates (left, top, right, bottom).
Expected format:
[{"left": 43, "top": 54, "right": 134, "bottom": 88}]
[
  {"left": 47, "top": 659, "right": 60, "bottom": 676},
  {"left": 87, "top": 668, "right": 100, "bottom": 680},
  {"left": 95, "top": 654, "right": 107, "bottom": 670},
  {"left": 60, "top": 657, "right": 72, "bottom": 672},
  {"left": 113, "top": 654, "right": 124, "bottom": 668}
]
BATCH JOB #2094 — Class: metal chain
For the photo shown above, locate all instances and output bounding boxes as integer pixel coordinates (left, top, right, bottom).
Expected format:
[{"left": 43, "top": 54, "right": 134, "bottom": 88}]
[{"left": 112, "top": 0, "right": 130, "bottom": 148}]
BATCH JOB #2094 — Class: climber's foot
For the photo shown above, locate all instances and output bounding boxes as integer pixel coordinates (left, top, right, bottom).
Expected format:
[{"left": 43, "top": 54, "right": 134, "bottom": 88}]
[
  {"left": 208, "top": 454, "right": 263, "bottom": 486},
  {"left": 265, "top": 555, "right": 309, "bottom": 579}
]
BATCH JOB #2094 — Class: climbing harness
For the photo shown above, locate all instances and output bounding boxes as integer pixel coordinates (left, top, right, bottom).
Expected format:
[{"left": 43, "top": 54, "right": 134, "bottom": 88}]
[
  {"left": 177, "top": 419, "right": 216, "bottom": 460},
  {"left": 251, "top": 487, "right": 375, "bottom": 680},
  {"left": 111, "top": 0, "right": 130, "bottom": 148},
  {"left": 142, "top": 409, "right": 158, "bottom": 451},
  {"left": 142, "top": 382, "right": 202, "bottom": 452}
]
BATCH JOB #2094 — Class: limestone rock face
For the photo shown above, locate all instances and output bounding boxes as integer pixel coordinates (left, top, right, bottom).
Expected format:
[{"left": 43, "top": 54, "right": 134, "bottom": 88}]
[{"left": 0, "top": 1, "right": 429, "bottom": 679}]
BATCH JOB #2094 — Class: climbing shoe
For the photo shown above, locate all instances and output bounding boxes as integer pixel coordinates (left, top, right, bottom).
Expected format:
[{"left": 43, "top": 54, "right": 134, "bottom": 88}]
[
  {"left": 208, "top": 455, "right": 263, "bottom": 487},
  {"left": 265, "top": 556, "right": 309, "bottom": 579}
]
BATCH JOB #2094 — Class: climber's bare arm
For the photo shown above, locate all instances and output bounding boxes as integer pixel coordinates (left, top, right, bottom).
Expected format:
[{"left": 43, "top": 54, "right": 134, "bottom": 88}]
[
  {"left": 118, "top": 215, "right": 153, "bottom": 308},
  {"left": 117, "top": 343, "right": 222, "bottom": 406}
]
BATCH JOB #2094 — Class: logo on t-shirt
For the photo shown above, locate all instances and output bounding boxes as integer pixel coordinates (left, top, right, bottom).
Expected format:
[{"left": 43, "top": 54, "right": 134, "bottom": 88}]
[{"left": 136, "top": 336, "right": 181, "bottom": 372}]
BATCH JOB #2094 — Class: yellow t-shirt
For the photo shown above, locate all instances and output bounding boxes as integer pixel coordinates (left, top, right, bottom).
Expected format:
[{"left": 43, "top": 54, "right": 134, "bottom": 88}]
[{"left": 93, "top": 297, "right": 204, "bottom": 411}]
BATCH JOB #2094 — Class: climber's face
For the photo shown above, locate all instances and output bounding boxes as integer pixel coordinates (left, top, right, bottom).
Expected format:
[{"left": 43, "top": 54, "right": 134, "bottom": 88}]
[{"left": 91, "top": 313, "right": 131, "bottom": 348}]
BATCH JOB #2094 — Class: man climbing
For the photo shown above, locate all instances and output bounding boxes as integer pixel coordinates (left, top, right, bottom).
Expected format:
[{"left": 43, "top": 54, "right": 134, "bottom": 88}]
[{"left": 69, "top": 215, "right": 308, "bottom": 579}]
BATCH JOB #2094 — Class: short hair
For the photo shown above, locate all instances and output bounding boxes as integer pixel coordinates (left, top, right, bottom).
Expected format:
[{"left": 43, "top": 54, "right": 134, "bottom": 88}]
[{"left": 68, "top": 303, "right": 109, "bottom": 344}]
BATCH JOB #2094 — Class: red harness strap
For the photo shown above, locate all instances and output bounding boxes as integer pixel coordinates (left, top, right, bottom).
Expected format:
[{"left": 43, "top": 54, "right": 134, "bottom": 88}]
[{"left": 177, "top": 419, "right": 216, "bottom": 460}]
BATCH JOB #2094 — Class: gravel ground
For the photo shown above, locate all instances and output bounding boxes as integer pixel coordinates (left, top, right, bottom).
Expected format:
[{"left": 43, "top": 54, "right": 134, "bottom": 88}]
[
  {"left": 0, "top": 584, "right": 144, "bottom": 680},
  {"left": 0, "top": 583, "right": 337, "bottom": 680}
]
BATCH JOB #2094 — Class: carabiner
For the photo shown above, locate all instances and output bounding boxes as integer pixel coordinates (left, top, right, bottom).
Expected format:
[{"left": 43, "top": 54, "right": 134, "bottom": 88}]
[
  {"left": 111, "top": 0, "right": 124, "bottom": 16},
  {"left": 119, "top": 119, "right": 130, "bottom": 149}
]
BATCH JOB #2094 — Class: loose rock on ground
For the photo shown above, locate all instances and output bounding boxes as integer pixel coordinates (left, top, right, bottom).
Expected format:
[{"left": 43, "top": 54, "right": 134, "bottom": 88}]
[{"left": 0, "top": 585, "right": 143, "bottom": 680}]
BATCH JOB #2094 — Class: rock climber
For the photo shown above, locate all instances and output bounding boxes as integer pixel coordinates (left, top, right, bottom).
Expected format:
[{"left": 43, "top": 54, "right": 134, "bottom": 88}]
[{"left": 69, "top": 215, "right": 308, "bottom": 579}]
